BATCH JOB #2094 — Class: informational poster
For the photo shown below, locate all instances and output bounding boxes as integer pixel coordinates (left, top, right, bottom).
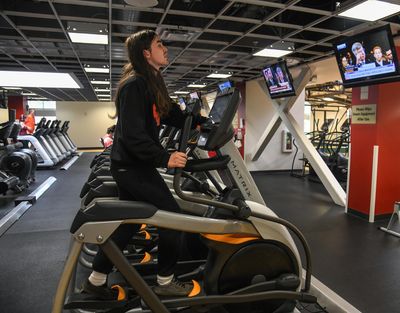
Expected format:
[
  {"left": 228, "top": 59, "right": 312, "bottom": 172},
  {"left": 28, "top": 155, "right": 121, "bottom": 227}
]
[{"left": 352, "top": 104, "right": 376, "bottom": 124}]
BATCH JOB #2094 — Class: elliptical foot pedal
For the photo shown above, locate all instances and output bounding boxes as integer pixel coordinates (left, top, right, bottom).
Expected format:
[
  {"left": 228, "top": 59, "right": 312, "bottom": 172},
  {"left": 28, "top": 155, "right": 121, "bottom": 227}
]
[{"left": 64, "top": 293, "right": 127, "bottom": 310}]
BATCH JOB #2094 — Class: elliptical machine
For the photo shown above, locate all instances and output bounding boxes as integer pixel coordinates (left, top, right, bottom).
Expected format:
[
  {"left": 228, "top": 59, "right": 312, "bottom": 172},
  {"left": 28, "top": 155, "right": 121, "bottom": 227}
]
[
  {"left": 0, "top": 110, "right": 35, "bottom": 192},
  {"left": 52, "top": 88, "right": 317, "bottom": 313}
]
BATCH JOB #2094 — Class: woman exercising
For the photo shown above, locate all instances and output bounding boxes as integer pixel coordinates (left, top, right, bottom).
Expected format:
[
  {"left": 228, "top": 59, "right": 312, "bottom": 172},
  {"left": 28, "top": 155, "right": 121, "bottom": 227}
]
[{"left": 83, "top": 29, "right": 205, "bottom": 299}]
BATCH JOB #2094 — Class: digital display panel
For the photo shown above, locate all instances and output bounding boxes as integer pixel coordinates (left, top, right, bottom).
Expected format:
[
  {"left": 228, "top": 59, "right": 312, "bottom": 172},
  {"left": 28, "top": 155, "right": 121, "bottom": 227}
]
[
  {"left": 262, "top": 60, "right": 296, "bottom": 99},
  {"left": 333, "top": 25, "right": 400, "bottom": 88}
]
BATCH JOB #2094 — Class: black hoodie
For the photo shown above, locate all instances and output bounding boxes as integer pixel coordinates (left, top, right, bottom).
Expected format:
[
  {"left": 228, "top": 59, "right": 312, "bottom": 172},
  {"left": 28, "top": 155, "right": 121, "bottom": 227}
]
[{"left": 111, "top": 76, "right": 205, "bottom": 169}]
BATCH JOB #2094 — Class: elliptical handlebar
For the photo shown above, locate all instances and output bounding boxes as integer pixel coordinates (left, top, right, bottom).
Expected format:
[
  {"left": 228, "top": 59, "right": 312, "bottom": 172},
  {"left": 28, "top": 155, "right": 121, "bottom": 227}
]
[{"left": 173, "top": 107, "right": 240, "bottom": 213}]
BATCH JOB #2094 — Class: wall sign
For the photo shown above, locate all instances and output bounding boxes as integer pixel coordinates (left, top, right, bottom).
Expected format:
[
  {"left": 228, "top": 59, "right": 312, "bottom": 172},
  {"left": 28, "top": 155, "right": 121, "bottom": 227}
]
[{"left": 352, "top": 104, "right": 376, "bottom": 124}]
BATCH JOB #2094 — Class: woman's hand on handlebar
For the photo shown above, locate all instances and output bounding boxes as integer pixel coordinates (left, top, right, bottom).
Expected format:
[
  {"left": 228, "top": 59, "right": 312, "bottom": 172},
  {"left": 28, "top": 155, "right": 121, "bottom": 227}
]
[{"left": 168, "top": 151, "right": 187, "bottom": 168}]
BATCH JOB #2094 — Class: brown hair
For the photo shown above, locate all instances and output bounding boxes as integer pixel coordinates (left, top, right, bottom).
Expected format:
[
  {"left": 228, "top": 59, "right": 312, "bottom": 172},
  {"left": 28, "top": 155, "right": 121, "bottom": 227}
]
[{"left": 113, "top": 29, "right": 171, "bottom": 118}]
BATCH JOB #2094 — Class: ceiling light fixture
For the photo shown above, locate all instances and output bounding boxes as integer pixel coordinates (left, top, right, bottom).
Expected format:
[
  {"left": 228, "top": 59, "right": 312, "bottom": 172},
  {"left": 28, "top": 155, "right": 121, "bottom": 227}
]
[
  {"left": 91, "top": 80, "right": 110, "bottom": 85},
  {"left": 124, "top": 0, "right": 158, "bottom": 8},
  {"left": 207, "top": 72, "right": 232, "bottom": 79},
  {"left": 21, "top": 92, "right": 36, "bottom": 96},
  {"left": 84, "top": 65, "right": 110, "bottom": 73},
  {"left": 170, "top": 95, "right": 178, "bottom": 99},
  {"left": 0, "top": 71, "right": 82, "bottom": 88},
  {"left": 94, "top": 88, "right": 110, "bottom": 92},
  {"left": 187, "top": 83, "right": 207, "bottom": 88},
  {"left": 2, "top": 87, "right": 22, "bottom": 90},
  {"left": 67, "top": 22, "right": 108, "bottom": 45},
  {"left": 338, "top": 0, "right": 400, "bottom": 21},
  {"left": 174, "top": 91, "right": 190, "bottom": 94},
  {"left": 253, "top": 41, "right": 295, "bottom": 58}
]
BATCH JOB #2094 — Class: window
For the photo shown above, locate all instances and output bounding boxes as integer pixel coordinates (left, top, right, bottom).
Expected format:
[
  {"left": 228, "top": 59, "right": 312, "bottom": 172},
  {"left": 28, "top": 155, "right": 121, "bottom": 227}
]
[{"left": 27, "top": 100, "right": 56, "bottom": 123}]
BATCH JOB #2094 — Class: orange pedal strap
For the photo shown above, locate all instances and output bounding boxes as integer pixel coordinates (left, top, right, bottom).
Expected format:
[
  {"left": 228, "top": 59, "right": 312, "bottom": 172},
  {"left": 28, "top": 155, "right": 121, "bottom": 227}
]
[{"left": 111, "top": 285, "right": 126, "bottom": 301}]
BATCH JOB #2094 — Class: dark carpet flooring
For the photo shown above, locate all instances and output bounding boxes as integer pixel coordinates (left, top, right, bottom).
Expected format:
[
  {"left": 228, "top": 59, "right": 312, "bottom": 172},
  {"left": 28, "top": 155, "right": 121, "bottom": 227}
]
[
  {"left": 0, "top": 155, "right": 398, "bottom": 313},
  {"left": 252, "top": 171, "right": 400, "bottom": 313}
]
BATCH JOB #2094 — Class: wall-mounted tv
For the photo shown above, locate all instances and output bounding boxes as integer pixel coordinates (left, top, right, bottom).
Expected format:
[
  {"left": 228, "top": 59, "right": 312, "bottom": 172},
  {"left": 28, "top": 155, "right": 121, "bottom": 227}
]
[
  {"left": 189, "top": 91, "right": 200, "bottom": 99},
  {"left": 218, "top": 81, "right": 232, "bottom": 92},
  {"left": 333, "top": 24, "right": 400, "bottom": 88},
  {"left": 261, "top": 60, "right": 296, "bottom": 99}
]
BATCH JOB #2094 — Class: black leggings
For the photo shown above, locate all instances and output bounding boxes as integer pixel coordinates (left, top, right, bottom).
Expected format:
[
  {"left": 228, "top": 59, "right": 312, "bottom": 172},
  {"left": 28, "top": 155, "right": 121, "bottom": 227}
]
[{"left": 92, "top": 165, "right": 182, "bottom": 277}]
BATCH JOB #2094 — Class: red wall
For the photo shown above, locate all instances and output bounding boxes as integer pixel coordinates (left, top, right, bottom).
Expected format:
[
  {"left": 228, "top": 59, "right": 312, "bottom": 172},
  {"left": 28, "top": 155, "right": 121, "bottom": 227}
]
[
  {"left": 348, "top": 47, "right": 400, "bottom": 217},
  {"left": 7, "top": 96, "right": 27, "bottom": 120}
]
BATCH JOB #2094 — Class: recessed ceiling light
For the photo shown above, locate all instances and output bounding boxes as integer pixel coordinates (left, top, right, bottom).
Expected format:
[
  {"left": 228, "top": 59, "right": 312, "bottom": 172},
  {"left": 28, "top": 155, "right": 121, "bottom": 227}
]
[
  {"left": 187, "top": 83, "right": 207, "bottom": 88},
  {"left": 84, "top": 67, "right": 110, "bottom": 73},
  {"left": 91, "top": 80, "right": 110, "bottom": 85},
  {"left": 68, "top": 33, "right": 108, "bottom": 45},
  {"left": 67, "top": 22, "right": 108, "bottom": 45},
  {"left": 94, "top": 88, "right": 110, "bottom": 92},
  {"left": 174, "top": 91, "right": 190, "bottom": 94},
  {"left": 22, "top": 92, "right": 36, "bottom": 96},
  {"left": 323, "top": 97, "right": 335, "bottom": 101},
  {"left": 207, "top": 72, "right": 232, "bottom": 79},
  {"left": 2, "top": 87, "right": 22, "bottom": 90},
  {"left": 253, "top": 48, "right": 293, "bottom": 58},
  {"left": 170, "top": 95, "right": 178, "bottom": 99},
  {"left": 0, "top": 71, "right": 82, "bottom": 88},
  {"left": 339, "top": 0, "right": 400, "bottom": 21},
  {"left": 97, "top": 94, "right": 111, "bottom": 97}
]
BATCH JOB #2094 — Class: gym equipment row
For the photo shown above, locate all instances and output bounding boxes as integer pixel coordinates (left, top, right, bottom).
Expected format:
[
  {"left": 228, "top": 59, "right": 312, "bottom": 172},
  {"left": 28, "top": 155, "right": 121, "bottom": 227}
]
[{"left": 18, "top": 118, "right": 77, "bottom": 168}]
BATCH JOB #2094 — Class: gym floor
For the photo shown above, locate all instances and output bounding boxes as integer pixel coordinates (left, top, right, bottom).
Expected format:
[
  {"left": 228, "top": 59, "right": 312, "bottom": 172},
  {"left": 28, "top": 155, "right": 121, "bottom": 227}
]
[{"left": 0, "top": 152, "right": 398, "bottom": 313}]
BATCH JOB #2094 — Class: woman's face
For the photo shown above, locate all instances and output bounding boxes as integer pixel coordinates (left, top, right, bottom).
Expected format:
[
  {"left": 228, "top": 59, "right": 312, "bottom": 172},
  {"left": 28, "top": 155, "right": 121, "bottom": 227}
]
[
  {"left": 342, "top": 57, "right": 348, "bottom": 67},
  {"left": 144, "top": 35, "right": 169, "bottom": 70}
]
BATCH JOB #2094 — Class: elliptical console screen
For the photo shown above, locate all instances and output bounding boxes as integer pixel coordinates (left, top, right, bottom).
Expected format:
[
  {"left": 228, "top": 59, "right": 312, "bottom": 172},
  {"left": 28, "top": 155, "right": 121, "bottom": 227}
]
[
  {"left": 208, "top": 93, "right": 230, "bottom": 124},
  {"left": 262, "top": 60, "right": 295, "bottom": 99},
  {"left": 333, "top": 24, "right": 400, "bottom": 88}
]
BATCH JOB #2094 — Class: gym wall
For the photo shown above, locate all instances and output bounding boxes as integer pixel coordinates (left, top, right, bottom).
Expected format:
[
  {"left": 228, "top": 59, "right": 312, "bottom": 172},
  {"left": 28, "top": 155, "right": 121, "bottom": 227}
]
[
  {"left": 244, "top": 79, "right": 305, "bottom": 172},
  {"left": 56, "top": 101, "right": 114, "bottom": 148}
]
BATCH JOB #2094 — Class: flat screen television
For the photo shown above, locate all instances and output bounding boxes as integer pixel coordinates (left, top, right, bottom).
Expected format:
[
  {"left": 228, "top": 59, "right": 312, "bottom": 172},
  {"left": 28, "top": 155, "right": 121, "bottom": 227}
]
[
  {"left": 218, "top": 81, "right": 232, "bottom": 92},
  {"left": 262, "top": 60, "right": 296, "bottom": 99},
  {"left": 333, "top": 24, "right": 400, "bottom": 88},
  {"left": 189, "top": 91, "right": 200, "bottom": 99}
]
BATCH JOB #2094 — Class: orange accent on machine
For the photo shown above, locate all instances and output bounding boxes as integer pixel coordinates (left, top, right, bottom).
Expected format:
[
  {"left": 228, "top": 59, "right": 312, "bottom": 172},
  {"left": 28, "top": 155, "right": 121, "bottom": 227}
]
[
  {"left": 140, "top": 252, "right": 152, "bottom": 264},
  {"left": 188, "top": 280, "right": 201, "bottom": 297},
  {"left": 111, "top": 285, "right": 126, "bottom": 301},
  {"left": 201, "top": 233, "right": 260, "bottom": 244},
  {"left": 139, "top": 230, "right": 151, "bottom": 240}
]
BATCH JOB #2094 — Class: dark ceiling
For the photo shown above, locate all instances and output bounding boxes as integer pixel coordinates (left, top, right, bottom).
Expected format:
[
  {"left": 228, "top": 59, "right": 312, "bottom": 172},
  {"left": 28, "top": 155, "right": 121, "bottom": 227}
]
[{"left": 0, "top": 0, "right": 399, "bottom": 101}]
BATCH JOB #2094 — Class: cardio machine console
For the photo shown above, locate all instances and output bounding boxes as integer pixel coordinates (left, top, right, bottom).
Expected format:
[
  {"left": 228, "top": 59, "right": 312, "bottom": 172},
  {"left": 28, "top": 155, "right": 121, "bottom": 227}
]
[{"left": 197, "top": 88, "right": 241, "bottom": 151}]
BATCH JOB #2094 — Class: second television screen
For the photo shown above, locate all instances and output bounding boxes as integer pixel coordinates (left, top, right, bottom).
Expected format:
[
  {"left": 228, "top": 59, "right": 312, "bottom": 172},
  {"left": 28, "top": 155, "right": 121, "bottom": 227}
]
[{"left": 262, "top": 60, "right": 295, "bottom": 99}]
